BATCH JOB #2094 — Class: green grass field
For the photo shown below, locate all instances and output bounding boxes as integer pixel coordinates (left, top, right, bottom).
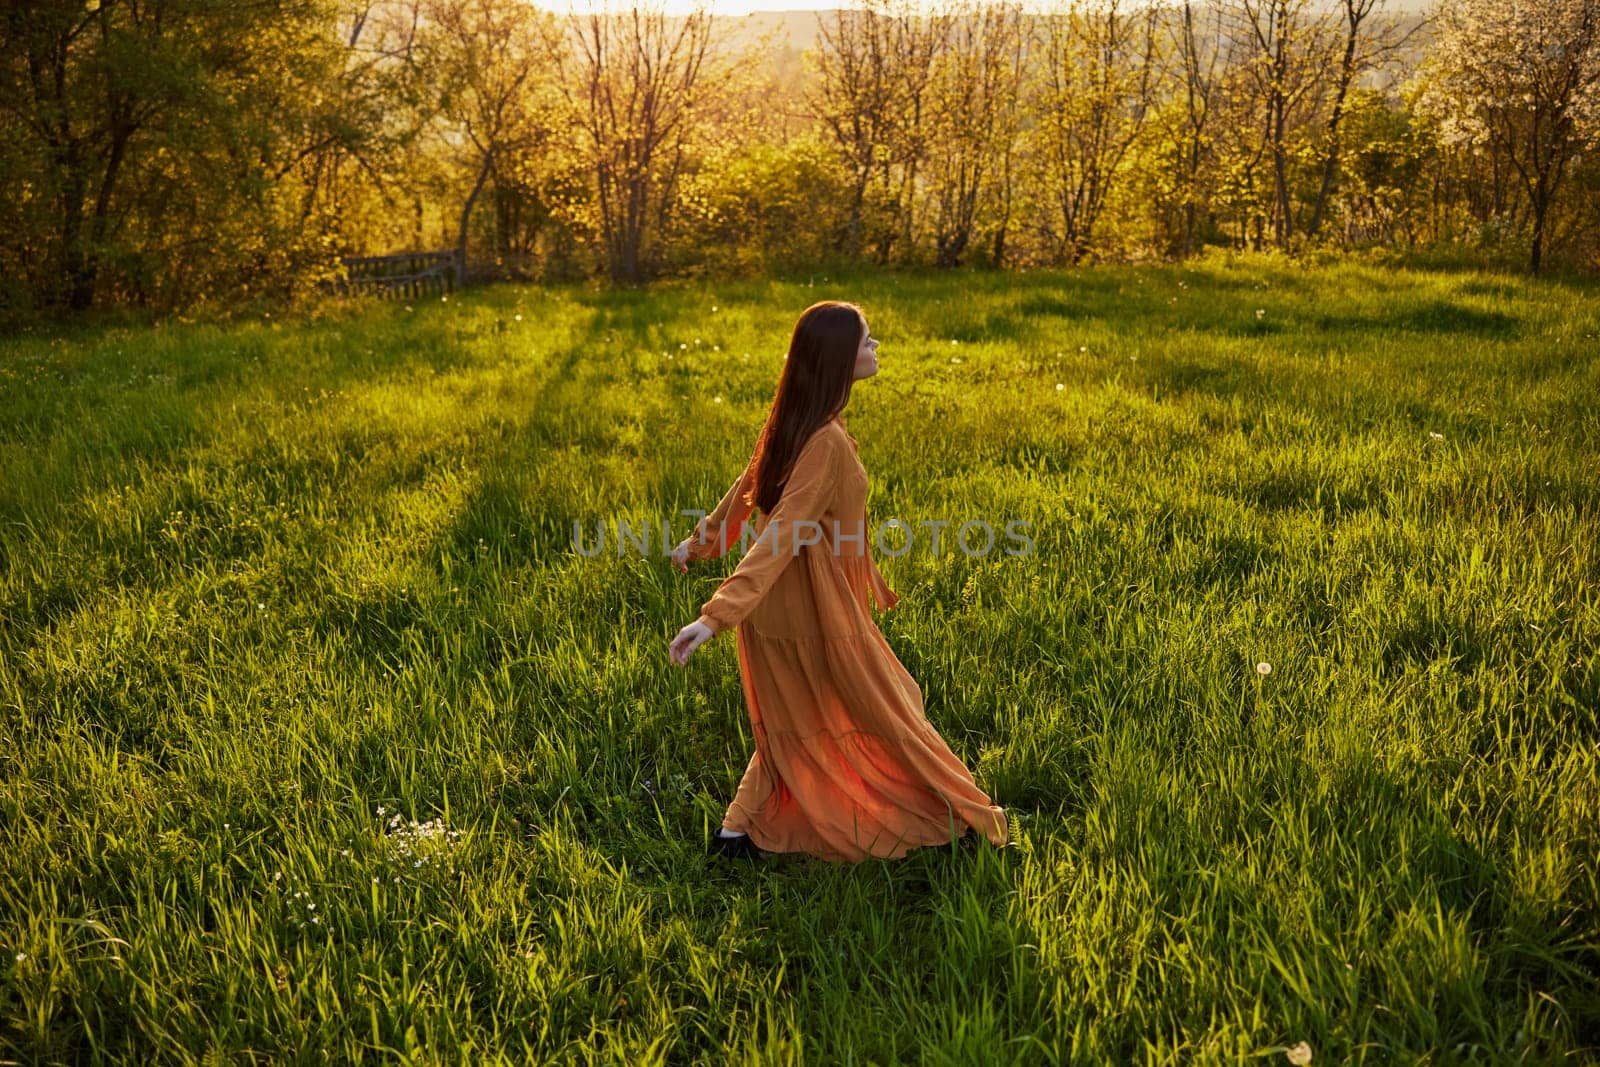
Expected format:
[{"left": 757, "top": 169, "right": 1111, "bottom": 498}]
[{"left": 2, "top": 256, "right": 1597, "bottom": 1063}]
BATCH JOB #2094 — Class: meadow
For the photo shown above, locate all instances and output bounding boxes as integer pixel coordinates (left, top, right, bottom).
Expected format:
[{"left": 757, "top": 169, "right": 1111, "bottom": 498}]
[{"left": 1, "top": 255, "right": 1596, "bottom": 1063}]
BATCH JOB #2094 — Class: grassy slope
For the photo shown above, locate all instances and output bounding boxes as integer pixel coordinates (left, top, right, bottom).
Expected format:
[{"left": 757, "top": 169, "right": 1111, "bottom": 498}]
[{"left": 1, "top": 257, "right": 1596, "bottom": 1063}]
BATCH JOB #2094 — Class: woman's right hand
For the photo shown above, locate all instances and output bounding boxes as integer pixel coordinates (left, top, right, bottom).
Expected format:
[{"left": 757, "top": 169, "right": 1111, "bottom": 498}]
[
  {"left": 668, "top": 619, "right": 713, "bottom": 666},
  {"left": 670, "top": 537, "right": 692, "bottom": 573}
]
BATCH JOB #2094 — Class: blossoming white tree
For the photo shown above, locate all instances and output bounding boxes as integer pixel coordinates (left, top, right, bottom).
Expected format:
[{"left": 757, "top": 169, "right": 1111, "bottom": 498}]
[{"left": 1418, "top": 0, "right": 1600, "bottom": 271}]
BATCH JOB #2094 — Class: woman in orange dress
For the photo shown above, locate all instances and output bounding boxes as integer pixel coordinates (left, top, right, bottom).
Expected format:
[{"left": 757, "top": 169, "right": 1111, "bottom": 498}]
[{"left": 666, "top": 300, "right": 1008, "bottom": 863}]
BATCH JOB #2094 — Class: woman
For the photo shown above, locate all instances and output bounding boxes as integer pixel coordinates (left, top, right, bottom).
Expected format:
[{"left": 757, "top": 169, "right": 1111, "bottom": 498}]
[{"left": 666, "top": 300, "right": 1009, "bottom": 863}]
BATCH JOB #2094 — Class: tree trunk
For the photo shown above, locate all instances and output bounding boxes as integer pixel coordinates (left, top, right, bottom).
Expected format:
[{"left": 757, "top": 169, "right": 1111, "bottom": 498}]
[
  {"left": 1271, "top": 102, "right": 1291, "bottom": 249},
  {"left": 61, "top": 176, "right": 92, "bottom": 310},
  {"left": 457, "top": 148, "right": 493, "bottom": 286},
  {"left": 1530, "top": 188, "right": 1548, "bottom": 274},
  {"left": 1307, "top": 3, "right": 1365, "bottom": 239}
]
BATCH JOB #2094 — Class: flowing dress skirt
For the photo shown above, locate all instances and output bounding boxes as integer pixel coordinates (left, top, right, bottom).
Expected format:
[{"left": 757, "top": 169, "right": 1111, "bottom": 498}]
[{"left": 721, "top": 550, "right": 1009, "bottom": 862}]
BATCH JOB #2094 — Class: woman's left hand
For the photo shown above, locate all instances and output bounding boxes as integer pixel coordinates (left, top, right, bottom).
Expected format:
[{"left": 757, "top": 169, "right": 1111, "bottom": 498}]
[{"left": 668, "top": 620, "right": 713, "bottom": 666}]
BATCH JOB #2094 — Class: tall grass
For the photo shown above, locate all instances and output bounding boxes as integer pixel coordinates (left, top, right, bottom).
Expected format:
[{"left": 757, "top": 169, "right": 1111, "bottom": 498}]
[{"left": 1, "top": 255, "right": 1596, "bottom": 1063}]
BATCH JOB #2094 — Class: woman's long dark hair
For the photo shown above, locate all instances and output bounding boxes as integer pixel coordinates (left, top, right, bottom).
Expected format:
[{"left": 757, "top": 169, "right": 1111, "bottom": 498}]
[{"left": 747, "top": 301, "right": 863, "bottom": 514}]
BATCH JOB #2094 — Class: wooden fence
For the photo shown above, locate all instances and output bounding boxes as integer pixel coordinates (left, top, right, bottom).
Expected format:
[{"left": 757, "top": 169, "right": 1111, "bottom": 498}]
[{"left": 334, "top": 251, "right": 461, "bottom": 299}]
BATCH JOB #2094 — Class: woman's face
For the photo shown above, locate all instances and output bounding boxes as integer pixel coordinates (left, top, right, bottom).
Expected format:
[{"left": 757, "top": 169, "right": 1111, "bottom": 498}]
[{"left": 853, "top": 316, "right": 879, "bottom": 381}]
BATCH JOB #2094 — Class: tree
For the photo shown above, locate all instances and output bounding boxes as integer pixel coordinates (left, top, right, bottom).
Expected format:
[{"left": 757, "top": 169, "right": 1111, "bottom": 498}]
[
  {"left": 1167, "top": 0, "right": 1227, "bottom": 256},
  {"left": 1231, "top": 0, "right": 1336, "bottom": 250},
  {"left": 808, "top": 0, "right": 900, "bottom": 258},
  {"left": 1304, "top": 0, "right": 1418, "bottom": 239},
  {"left": 923, "top": 0, "right": 1026, "bottom": 267},
  {"left": 1419, "top": 0, "right": 1600, "bottom": 272},
  {"left": 1028, "top": 0, "right": 1158, "bottom": 265},
  {"left": 0, "top": 0, "right": 317, "bottom": 309},
  {"left": 882, "top": 0, "right": 954, "bottom": 262},
  {"left": 548, "top": 0, "right": 716, "bottom": 284},
  {"left": 418, "top": 0, "right": 559, "bottom": 283}
]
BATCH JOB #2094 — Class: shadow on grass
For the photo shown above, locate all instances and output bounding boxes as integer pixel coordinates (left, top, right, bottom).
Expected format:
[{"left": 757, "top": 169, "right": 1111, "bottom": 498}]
[
  {"left": 312, "top": 322, "right": 597, "bottom": 677},
  {"left": 1310, "top": 299, "right": 1521, "bottom": 339}
]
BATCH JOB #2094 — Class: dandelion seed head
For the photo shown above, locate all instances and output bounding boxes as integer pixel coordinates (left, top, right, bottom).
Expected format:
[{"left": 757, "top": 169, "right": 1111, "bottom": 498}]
[
  {"left": 1286, "top": 1042, "right": 1313, "bottom": 1066},
  {"left": 1257, "top": 662, "right": 1272, "bottom": 675}
]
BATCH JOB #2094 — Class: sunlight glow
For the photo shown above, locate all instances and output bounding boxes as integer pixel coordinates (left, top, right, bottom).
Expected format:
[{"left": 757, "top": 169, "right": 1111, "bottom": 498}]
[{"left": 524, "top": 0, "right": 1059, "bottom": 16}]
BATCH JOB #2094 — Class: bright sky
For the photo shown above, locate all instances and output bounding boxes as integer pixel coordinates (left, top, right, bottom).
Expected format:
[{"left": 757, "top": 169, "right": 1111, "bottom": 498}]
[
  {"left": 527, "top": 0, "right": 840, "bottom": 13},
  {"left": 525, "top": 0, "right": 1054, "bottom": 15},
  {"left": 527, "top": 0, "right": 1431, "bottom": 20}
]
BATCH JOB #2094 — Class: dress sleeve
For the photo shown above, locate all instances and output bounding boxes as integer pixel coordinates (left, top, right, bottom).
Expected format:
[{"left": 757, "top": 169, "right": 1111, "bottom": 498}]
[
  {"left": 685, "top": 454, "right": 756, "bottom": 562},
  {"left": 695, "top": 430, "right": 841, "bottom": 637}
]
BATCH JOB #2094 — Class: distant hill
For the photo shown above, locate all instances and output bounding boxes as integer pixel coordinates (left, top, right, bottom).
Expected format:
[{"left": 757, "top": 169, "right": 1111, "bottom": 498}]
[{"left": 713, "top": 9, "right": 827, "bottom": 56}]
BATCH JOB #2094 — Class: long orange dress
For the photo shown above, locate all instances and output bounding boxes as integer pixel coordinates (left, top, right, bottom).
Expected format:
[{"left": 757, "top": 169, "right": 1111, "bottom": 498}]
[{"left": 687, "top": 414, "right": 1009, "bottom": 862}]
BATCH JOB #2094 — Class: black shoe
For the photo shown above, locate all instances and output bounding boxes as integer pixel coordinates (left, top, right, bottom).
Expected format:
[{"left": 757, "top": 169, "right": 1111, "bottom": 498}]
[{"left": 707, "top": 830, "right": 765, "bottom": 861}]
